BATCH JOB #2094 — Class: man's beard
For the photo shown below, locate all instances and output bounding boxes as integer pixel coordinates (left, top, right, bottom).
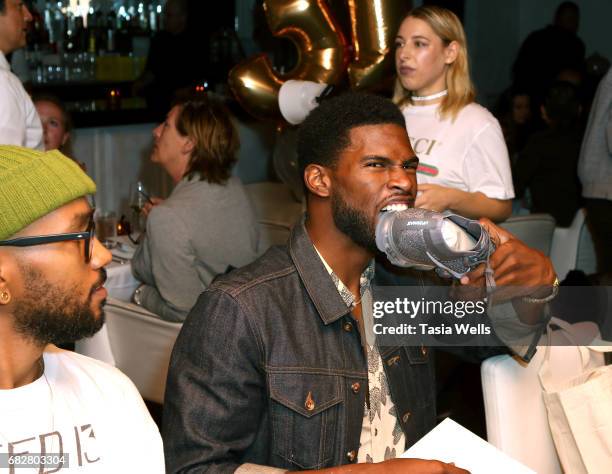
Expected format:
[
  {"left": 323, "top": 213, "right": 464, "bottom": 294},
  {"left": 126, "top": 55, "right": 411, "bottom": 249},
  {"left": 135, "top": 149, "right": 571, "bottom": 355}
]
[
  {"left": 331, "top": 188, "right": 378, "bottom": 253},
  {"left": 12, "top": 264, "right": 106, "bottom": 346}
]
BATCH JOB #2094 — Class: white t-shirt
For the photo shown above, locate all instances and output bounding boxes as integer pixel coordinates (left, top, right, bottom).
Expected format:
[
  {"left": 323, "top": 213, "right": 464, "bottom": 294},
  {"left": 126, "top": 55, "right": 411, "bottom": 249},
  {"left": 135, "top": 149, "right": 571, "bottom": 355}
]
[
  {"left": 0, "top": 346, "right": 164, "bottom": 473},
  {"left": 0, "top": 51, "right": 43, "bottom": 150},
  {"left": 402, "top": 102, "right": 514, "bottom": 200}
]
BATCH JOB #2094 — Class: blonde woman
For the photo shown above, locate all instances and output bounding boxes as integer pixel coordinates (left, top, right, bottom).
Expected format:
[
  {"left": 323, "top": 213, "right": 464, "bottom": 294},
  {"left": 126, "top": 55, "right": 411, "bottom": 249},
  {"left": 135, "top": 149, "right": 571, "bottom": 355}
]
[{"left": 394, "top": 6, "right": 513, "bottom": 221}]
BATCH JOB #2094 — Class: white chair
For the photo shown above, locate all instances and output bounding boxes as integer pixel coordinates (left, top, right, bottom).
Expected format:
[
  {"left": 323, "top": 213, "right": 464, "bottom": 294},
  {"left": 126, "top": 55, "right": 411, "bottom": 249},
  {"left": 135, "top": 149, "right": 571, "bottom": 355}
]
[
  {"left": 550, "top": 209, "right": 597, "bottom": 280},
  {"left": 76, "top": 298, "right": 182, "bottom": 404},
  {"left": 500, "top": 214, "right": 556, "bottom": 256},
  {"left": 245, "top": 182, "right": 304, "bottom": 248},
  {"left": 481, "top": 323, "right": 605, "bottom": 474}
]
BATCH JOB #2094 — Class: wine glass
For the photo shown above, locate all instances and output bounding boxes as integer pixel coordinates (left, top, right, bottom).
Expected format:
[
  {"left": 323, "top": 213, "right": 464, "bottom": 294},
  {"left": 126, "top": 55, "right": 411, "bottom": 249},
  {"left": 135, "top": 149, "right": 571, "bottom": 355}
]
[{"left": 129, "top": 181, "right": 149, "bottom": 234}]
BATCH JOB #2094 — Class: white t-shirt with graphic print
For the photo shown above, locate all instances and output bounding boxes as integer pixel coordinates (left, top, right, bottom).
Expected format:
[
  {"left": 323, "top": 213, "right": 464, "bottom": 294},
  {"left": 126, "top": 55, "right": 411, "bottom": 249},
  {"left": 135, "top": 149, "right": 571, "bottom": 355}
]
[
  {"left": 402, "top": 102, "right": 515, "bottom": 200},
  {"left": 0, "top": 346, "right": 164, "bottom": 473}
]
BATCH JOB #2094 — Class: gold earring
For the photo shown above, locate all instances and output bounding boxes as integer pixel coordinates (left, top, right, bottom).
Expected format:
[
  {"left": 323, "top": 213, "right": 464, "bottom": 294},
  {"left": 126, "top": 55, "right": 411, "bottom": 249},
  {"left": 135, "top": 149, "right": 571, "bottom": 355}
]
[{"left": 0, "top": 291, "right": 10, "bottom": 304}]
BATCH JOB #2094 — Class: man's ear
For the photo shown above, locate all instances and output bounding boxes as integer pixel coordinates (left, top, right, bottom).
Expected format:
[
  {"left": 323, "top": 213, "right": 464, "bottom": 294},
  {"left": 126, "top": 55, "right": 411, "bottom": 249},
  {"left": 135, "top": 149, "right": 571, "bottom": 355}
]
[
  {"left": 0, "top": 259, "right": 12, "bottom": 306},
  {"left": 181, "top": 137, "right": 195, "bottom": 155},
  {"left": 304, "top": 164, "right": 332, "bottom": 198}
]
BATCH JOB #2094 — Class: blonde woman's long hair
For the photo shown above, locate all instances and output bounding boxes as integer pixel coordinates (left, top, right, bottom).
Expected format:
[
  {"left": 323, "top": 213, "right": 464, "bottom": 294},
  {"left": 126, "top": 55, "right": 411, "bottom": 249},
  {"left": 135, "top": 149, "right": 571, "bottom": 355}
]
[{"left": 393, "top": 5, "right": 475, "bottom": 120}]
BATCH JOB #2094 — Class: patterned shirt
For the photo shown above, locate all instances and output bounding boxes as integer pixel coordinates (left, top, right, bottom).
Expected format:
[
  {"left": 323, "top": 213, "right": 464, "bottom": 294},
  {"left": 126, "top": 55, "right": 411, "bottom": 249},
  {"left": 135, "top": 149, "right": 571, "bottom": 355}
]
[{"left": 313, "top": 248, "right": 406, "bottom": 463}]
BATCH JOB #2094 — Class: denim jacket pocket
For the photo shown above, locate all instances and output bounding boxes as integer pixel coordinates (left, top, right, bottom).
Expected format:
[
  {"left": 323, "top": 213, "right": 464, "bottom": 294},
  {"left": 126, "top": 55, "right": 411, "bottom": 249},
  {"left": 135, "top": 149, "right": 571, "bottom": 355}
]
[
  {"left": 405, "top": 346, "right": 429, "bottom": 364},
  {"left": 381, "top": 346, "right": 434, "bottom": 407},
  {"left": 269, "top": 371, "right": 342, "bottom": 469}
]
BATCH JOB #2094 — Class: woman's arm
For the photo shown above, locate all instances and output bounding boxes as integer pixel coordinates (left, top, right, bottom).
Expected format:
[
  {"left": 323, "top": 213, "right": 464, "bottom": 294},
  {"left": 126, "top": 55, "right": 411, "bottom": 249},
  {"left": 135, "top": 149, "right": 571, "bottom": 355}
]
[
  {"left": 416, "top": 183, "right": 512, "bottom": 222},
  {"left": 137, "top": 206, "right": 203, "bottom": 320}
]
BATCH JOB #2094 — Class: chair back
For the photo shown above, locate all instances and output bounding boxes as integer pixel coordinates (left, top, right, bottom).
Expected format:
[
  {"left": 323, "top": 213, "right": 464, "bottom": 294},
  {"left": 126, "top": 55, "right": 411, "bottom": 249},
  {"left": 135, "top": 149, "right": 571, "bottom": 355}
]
[
  {"left": 86, "top": 298, "right": 182, "bottom": 404},
  {"left": 550, "top": 209, "right": 597, "bottom": 280},
  {"left": 500, "top": 214, "right": 556, "bottom": 256},
  {"left": 245, "top": 182, "right": 303, "bottom": 249},
  {"left": 481, "top": 323, "right": 605, "bottom": 474}
]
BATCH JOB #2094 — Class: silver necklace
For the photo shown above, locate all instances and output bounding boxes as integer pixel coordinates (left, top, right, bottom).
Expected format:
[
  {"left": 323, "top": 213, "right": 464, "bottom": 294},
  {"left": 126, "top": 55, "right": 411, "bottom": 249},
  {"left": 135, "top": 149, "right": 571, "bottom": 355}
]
[{"left": 412, "top": 89, "right": 448, "bottom": 101}]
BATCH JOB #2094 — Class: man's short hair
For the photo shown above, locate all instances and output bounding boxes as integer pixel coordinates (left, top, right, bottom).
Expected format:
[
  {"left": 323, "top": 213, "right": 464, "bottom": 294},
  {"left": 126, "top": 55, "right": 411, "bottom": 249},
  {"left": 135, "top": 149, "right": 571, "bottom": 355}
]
[
  {"left": 172, "top": 94, "right": 239, "bottom": 185},
  {"left": 296, "top": 92, "right": 406, "bottom": 178},
  {"left": 0, "top": 1, "right": 5, "bottom": 14}
]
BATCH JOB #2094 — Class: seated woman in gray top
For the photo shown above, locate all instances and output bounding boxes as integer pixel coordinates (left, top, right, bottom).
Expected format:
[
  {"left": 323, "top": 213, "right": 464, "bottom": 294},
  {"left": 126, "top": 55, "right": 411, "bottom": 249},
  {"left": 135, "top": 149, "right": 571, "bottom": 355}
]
[{"left": 131, "top": 95, "right": 261, "bottom": 321}]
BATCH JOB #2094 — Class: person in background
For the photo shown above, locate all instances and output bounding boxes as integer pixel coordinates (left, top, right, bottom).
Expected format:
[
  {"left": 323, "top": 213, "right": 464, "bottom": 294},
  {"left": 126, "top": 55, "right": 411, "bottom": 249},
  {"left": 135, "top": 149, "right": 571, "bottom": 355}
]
[
  {"left": 513, "top": 81, "right": 583, "bottom": 227},
  {"left": 511, "top": 1, "right": 585, "bottom": 107},
  {"left": 0, "top": 0, "right": 42, "bottom": 149},
  {"left": 578, "top": 67, "right": 612, "bottom": 274},
  {"left": 134, "top": 0, "right": 208, "bottom": 120},
  {"left": 0, "top": 146, "right": 164, "bottom": 472},
  {"left": 131, "top": 94, "right": 260, "bottom": 322},
  {"left": 33, "top": 94, "right": 72, "bottom": 154},
  {"left": 496, "top": 88, "right": 537, "bottom": 163},
  {"left": 34, "top": 94, "right": 88, "bottom": 170},
  {"left": 394, "top": 6, "right": 513, "bottom": 434},
  {"left": 394, "top": 5, "right": 513, "bottom": 222}
]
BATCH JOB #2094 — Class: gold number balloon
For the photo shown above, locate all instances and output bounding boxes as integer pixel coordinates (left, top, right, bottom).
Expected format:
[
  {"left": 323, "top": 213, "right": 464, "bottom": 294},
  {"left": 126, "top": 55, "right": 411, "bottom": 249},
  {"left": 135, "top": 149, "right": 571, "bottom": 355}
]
[
  {"left": 347, "top": 0, "right": 408, "bottom": 90},
  {"left": 229, "top": 0, "right": 348, "bottom": 120}
]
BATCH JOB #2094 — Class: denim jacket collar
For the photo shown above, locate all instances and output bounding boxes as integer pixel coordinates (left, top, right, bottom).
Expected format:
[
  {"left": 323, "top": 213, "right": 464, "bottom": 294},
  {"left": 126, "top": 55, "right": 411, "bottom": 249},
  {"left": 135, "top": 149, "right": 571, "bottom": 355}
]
[{"left": 288, "top": 216, "right": 354, "bottom": 325}]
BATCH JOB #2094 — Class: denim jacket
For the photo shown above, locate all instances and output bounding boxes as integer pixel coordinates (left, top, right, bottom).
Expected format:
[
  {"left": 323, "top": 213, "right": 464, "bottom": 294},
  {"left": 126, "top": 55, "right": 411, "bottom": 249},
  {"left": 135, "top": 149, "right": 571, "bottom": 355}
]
[{"left": 163, "top": 220, "right": 445, "bottom": 473}]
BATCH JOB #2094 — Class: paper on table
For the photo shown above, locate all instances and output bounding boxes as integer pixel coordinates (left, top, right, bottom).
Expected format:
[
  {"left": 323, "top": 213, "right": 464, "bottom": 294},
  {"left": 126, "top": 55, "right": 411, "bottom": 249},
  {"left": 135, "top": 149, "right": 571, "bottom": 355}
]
[{"left": 400, "top": 418, "right": 535, "bottom": 474}]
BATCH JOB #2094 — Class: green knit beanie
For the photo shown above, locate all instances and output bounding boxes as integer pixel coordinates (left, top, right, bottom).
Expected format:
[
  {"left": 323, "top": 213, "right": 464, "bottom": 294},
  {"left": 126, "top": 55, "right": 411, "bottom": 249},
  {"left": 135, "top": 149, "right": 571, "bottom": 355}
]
[{"left": 0, "top": 146, "right": 96, "bottom": 240}]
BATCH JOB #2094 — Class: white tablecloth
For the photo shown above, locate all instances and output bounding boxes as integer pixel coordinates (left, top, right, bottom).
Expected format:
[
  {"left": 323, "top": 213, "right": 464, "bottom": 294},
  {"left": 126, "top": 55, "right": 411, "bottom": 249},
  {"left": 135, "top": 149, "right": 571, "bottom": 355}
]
[
  {"left": 105, "top": 260, "right": 139, "bottom": 301},
  {"left": 104, "top": 236, "right": 140, "bottom": 301}
]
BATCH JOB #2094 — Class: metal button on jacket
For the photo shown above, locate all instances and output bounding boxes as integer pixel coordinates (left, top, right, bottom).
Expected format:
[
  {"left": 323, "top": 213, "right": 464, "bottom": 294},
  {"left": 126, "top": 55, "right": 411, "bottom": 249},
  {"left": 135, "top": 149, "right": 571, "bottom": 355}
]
[
  {"left": 351, "top": 382, "right": 360, "bottom": 394},
  {"left": 346, "top": 450, "right": 356, "bottom": 462},
  {"left": 343, "top": 321, "right": 353, "bottom": 332},
  {"left": 305, "top": 391, "right": 315, "bottom": 411}
]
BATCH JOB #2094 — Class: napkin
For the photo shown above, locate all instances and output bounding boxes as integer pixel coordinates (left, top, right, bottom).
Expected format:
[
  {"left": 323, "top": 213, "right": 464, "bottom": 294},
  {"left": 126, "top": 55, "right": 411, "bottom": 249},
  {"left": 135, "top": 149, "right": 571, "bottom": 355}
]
[{"left": 400, "top": 418, "right": 535, "bottom": 474}]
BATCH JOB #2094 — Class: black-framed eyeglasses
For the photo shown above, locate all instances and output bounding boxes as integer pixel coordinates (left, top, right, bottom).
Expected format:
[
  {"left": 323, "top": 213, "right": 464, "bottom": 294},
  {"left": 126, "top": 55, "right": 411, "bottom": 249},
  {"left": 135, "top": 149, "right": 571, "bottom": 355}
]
[{"left": 0, "top": 213, "right": 96, "bottom": 263}]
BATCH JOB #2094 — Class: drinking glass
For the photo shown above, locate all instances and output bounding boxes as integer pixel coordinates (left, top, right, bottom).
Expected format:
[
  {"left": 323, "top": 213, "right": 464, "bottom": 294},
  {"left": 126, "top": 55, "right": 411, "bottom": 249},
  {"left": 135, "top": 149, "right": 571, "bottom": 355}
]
[
  {"left": 129, "top": 181, "right": 149, "bottom": 234},
  {"left": 95, "top": 211, "right": 118, "bottom": 247}
]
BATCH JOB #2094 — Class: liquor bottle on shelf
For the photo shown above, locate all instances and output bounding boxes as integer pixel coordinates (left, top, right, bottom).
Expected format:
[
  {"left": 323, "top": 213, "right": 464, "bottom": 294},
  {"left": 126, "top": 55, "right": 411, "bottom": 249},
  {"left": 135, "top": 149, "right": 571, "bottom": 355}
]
[
  {"left": 74, "top": 16, "right": 87, "bottom": 53},
  {"left": 148, "top": 0, "right": 161, "bottom": 33},
  {"left": 105, "top": 10, "right": 117, "bottom": 53},
  {"left": 138, "top": 1, "right": 149, "bottom": 32},
  {"left": 87, "top": 22, "right": 97, "bottom": 54},
  {"left": 43, "top": 2, "right": 54, "bottom": 43},
  {"left": 64, "top": 9, "right": 76, "bottom": 53}
]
